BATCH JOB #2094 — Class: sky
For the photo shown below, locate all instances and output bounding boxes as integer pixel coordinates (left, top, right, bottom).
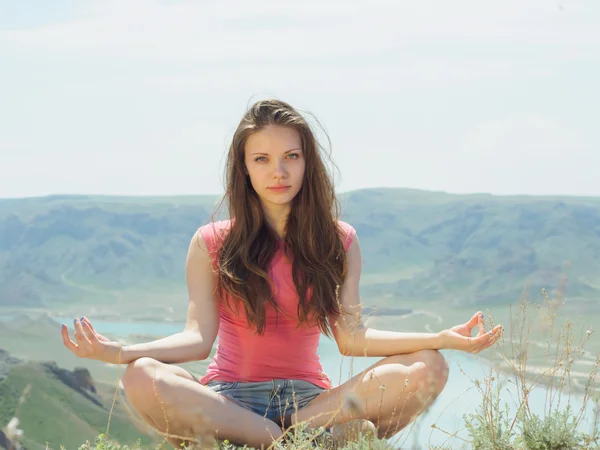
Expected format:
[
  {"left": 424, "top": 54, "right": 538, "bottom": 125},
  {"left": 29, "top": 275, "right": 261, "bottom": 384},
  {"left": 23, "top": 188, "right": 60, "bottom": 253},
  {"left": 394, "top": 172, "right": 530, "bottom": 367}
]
[{"left": 1, "top": 0, "right": 599, "bottom": 198}]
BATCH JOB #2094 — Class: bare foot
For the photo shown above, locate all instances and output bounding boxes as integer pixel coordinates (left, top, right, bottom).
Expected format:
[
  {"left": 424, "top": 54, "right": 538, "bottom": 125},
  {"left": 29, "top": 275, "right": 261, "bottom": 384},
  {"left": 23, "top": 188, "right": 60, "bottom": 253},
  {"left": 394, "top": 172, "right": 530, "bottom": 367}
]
[{"left": 331, "top": 419, "right": 377, "bottom": 447}]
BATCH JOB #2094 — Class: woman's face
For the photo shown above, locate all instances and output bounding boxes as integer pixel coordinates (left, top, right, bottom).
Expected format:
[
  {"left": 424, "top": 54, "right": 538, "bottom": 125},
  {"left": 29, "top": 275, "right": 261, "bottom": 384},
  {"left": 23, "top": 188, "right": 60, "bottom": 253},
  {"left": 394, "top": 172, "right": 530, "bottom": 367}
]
[{"left": 244, "top": 124, "right": 306, "bottom": 210}]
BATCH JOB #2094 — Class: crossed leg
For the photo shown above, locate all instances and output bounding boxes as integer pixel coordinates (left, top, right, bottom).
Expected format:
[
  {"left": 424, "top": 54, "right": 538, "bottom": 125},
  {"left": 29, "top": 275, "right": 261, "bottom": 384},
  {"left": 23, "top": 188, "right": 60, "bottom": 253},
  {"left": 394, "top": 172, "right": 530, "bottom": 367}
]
[
  {"left": 121, "top": 350, "right": 448, "bottom": 448},
  {"left": 290, "top": 349, "right": 450, "bottom": 439},
  {"left": 121, "top": 357, "right": 283, "bottom": 448}
]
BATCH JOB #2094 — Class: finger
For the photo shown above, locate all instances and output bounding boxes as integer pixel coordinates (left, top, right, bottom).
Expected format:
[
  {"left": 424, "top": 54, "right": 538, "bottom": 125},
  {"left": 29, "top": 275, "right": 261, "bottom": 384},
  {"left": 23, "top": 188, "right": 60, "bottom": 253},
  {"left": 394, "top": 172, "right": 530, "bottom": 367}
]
[
  {"left": 61, "top": 324, "right": 80, "bottom": 354},
  {"left": 489, "top": 331, "right": 503, "bottom": 347},
  {"left": 80, "top": 317, "right": 98, "bottom": 337},
  {"left": 488, "top": 324, "right": 503, "bottom": 337},
  {"left": 489, "top": 325, "right": 504, "bottom": 344},
  {"left": 81, "top": 316, "right": 96, "bottom": 332},
  {"left": 473, "top": 325, "right": 503, "bottom": 351},
  {"left": 81, "top": 320, "right": 99, "bottom": 344},
  {"left": 82, "top": 317, "right": 108, "bottom": 342},
  {"left": 73, "top": 318, "right": 92, "bottom": 348},
  {"left": 466, "top": 311, "right": 482, "bottom": 330},
  {"left": 476, "top": 312, "right": 486, "bottom": 337}
]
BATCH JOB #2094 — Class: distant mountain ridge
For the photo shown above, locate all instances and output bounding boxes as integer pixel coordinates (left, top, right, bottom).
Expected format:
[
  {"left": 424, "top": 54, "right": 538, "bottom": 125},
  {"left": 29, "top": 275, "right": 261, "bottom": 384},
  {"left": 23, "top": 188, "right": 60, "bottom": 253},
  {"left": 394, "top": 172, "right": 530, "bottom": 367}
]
[{"left": 1, "top": 188, "right": 599, "bottom": 309}]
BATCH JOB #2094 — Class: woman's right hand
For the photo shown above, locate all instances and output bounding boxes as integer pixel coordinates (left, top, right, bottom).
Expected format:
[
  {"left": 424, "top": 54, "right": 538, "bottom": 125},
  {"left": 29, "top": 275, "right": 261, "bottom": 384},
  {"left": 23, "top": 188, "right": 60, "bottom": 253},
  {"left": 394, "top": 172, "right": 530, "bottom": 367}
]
[{"left": 61, "top": 316, "right": 124, "bottom": 364}]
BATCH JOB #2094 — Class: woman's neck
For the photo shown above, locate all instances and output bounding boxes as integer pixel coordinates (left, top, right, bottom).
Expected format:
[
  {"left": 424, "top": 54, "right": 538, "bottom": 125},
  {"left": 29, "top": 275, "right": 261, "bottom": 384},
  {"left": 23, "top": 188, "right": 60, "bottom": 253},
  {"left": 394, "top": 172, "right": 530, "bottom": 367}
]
[{"left": 261, "top": 202, "right": 291, "bottom": 239}]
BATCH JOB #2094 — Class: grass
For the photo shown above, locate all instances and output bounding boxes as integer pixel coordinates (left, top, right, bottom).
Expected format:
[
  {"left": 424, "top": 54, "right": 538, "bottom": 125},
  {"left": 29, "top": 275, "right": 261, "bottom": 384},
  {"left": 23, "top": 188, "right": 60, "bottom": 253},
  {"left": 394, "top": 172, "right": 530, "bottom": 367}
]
[
  {"left": 432, "top": 287, "right": 600, "bottom": 449},
  {"left": 3, "top": 288, "right": 600, "bottom": 449}
]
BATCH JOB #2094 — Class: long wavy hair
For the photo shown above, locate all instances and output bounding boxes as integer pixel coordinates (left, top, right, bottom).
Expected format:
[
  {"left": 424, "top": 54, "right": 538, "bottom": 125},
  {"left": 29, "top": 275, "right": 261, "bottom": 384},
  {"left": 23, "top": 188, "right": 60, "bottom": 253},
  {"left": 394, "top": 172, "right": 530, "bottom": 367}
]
[{"left": 212, "top": 99, "right": 348, "bottom": 336}]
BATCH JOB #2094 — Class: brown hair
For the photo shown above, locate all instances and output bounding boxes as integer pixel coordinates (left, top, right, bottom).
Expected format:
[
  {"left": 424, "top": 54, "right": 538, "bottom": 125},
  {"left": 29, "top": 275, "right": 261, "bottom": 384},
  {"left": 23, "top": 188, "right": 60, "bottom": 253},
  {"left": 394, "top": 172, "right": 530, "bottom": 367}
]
[{"left": 213, "top": 98, "right": 348, "bottom": 336}]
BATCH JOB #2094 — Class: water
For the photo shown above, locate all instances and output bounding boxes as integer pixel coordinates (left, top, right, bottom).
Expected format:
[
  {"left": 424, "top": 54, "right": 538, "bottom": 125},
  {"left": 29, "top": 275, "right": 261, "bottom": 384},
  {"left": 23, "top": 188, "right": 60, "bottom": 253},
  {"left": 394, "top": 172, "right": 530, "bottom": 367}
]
[{"left": 49, "top": 317, "right": 598, "bottom": 447}]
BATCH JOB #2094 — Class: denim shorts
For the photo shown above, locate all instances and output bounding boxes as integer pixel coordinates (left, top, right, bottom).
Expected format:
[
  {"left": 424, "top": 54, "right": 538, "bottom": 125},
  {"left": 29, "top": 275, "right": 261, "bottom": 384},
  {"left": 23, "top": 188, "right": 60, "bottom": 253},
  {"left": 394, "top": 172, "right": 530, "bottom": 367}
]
[{"left": 205, "top": 379, "right": 325, "bottom": 423}]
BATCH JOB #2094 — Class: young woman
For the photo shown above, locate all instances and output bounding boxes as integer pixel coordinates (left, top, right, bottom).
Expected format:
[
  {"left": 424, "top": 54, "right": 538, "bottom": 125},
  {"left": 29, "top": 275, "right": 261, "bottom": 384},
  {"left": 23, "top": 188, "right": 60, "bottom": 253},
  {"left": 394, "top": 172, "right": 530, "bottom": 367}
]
[{"left": 61, "top": 99, "right": 503, "bottom": 448}]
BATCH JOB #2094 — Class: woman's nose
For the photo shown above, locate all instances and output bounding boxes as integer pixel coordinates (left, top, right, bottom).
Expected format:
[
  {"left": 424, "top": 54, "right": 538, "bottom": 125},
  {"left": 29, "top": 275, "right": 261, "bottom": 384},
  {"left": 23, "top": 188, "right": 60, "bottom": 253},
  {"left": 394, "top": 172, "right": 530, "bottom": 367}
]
[{"left": 272, "top": 159, "right": 287, "bottom": 177}]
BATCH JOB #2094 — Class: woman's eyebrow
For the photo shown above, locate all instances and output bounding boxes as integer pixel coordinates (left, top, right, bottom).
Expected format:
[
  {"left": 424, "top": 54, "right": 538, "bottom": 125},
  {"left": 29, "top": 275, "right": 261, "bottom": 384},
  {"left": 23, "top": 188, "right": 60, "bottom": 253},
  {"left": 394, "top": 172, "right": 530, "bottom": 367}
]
[{"left": 250, "top": 148, "right": 303, "bottom": 155}]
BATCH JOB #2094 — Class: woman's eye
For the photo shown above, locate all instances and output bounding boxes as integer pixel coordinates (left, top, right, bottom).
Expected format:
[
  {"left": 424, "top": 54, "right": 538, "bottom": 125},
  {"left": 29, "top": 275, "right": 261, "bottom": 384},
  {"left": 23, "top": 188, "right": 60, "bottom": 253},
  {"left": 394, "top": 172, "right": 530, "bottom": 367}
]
[
  {"left": 287, "top": 153, "right": 300, "bottom": 159},
  {"left": 255, "top": 156, "right": 266, "bottom": 162}
]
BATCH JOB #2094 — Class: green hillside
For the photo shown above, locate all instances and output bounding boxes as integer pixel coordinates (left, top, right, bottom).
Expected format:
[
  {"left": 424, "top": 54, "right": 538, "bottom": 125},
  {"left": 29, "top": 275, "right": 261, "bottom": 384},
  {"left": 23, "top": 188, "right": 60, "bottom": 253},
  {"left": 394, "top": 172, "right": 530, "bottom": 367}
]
[
  {"left": 0, "top": 355, "right": 157, "bottom": 450},
  {"left": 1, "top": 188, "right": 600, "bottom": 316}
]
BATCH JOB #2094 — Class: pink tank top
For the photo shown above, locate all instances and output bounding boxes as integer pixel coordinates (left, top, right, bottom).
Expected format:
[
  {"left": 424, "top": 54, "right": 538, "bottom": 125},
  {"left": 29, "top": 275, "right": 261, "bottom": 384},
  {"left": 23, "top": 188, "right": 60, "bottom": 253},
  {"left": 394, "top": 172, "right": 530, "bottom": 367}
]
[{"left": 198, "top": 219, "right": 356, "bottom": 389}]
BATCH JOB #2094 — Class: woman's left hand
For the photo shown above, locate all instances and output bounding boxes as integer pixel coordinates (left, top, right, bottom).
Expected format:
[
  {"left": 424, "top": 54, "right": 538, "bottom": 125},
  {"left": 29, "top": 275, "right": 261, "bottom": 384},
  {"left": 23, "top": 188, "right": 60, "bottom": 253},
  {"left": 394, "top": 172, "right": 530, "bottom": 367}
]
[{"left": 439, "top": 311, "right": 503, "bottom": 354}]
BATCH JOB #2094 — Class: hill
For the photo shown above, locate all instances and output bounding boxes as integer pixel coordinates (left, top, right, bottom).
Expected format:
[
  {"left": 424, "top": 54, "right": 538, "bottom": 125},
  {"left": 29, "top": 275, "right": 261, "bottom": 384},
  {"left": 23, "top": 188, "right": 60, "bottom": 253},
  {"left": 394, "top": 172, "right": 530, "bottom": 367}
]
[
  {"left": 0, "top": 349, "right": 157, "bottom": 450},
  {"left": 1, "top": 188, "right": 600, "bottom": 314}
]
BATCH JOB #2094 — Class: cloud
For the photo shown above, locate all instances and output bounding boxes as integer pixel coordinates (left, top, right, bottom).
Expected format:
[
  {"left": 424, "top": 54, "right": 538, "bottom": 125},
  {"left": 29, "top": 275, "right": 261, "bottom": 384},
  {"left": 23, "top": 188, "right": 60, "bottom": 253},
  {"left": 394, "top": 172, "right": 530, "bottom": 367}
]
[
  {"left": 1, "top": 0, "right": 598, "bottom": 99},
  {"left": 1, "top": 0, "right": 598, "bottom": 65},
  {"left": 452, "top": 113, "right": 597, "bottom": 195},
  {"left": 0, "top": 119, "right": 233, "bottom": 197},
  {"left": 461, "top": 114, "right": 592, "bottom": 161},
  {"left": 1, "top": 0, "right": 598, "bottom": 198}
]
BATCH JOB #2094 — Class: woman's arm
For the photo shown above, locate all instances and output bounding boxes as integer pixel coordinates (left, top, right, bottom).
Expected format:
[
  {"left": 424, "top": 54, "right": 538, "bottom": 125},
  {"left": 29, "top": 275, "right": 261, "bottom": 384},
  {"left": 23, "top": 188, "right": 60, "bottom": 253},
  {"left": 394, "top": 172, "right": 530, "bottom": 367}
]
[
  {"left": 120, "top": 229, "right": 220, "bottom": 364},
  {"left": 330, "top": 236, "right": 500, "bottom": 357},
  {"left": 64, "top": 229, "right": 220, "bottom": 365}
]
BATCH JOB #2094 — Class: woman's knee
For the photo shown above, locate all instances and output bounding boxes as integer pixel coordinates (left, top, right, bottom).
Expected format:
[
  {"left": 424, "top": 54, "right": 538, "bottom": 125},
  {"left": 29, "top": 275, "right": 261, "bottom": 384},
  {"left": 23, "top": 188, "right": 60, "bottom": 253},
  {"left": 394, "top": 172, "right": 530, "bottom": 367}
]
[
  {"left": 122, "top": 357, "right": 163, "bottom": 399},
  {"left": 411, "top": 350, "right": 449, "bottom": 395}
]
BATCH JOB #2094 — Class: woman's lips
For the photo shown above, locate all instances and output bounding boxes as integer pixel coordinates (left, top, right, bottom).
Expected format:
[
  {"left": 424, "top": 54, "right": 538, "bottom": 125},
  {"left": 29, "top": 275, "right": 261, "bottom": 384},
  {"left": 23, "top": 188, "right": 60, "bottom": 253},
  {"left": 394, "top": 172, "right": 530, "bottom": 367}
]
[{"left": 268, "top": 186, "right": 291, "bottom": 192}]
